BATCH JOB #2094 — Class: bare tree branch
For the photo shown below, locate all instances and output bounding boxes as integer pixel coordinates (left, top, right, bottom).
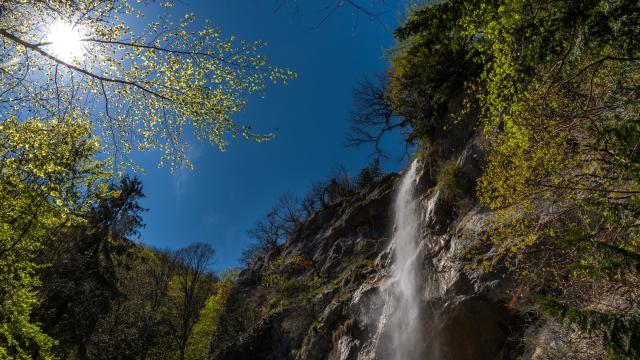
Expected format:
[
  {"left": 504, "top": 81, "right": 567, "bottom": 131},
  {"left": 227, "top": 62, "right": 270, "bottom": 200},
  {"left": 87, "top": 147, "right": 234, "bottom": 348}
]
[{"left": 346, "top": 74, "right": 406, "bottom": 157}]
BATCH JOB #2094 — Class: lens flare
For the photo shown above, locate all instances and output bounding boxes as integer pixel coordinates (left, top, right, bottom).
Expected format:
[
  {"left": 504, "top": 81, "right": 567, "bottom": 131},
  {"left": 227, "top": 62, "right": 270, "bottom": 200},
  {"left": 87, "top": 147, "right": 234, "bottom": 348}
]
[{"left": 46, "top": 21, "right": 86, "bottom": 62}]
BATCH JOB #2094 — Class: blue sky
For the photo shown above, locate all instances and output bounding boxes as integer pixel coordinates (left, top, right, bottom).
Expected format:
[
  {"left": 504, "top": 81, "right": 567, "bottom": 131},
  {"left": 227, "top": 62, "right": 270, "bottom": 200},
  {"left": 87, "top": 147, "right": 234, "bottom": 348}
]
[{"left": 132, "top": 1, "right": 408, "bottom": 271}]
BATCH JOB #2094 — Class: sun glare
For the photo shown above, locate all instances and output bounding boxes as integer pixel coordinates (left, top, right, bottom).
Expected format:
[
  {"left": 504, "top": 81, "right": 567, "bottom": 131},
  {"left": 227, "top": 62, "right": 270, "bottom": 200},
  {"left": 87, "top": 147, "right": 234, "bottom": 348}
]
[{"left": 46, "top": 21, "right": 86, "bottom": 62}]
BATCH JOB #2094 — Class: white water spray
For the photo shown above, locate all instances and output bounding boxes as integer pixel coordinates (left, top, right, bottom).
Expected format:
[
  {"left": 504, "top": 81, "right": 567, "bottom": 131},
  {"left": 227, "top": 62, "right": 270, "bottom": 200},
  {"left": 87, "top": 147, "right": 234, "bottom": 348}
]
[
  {"left": 385, "top": 158, "right": 424, "bottom": 360},
  {"left": 351, "top": 158, "right": 443, "bottom": 360},
  {"left": 359, "top": 159, "right": 441, "bottom": 360}
]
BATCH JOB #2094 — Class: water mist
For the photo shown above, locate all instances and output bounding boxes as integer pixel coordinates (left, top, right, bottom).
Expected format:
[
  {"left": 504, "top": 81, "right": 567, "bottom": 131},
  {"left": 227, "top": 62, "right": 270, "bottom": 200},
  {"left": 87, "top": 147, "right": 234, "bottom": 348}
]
[{"left": 360, "top": 159, "right": 440, "bottom": 360}]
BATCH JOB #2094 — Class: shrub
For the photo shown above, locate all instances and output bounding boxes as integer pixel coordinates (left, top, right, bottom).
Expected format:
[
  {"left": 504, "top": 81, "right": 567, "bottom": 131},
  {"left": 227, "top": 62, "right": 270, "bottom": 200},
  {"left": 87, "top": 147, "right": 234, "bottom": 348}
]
[
  {"left": 241, "top": 163, "right": 386, "bottom": 265},
  {"left": 355, "top": 159, "right": 383, "bottom": 189},
  {"left": 436, "top": 160, "right": 474, "bottom": 201}
]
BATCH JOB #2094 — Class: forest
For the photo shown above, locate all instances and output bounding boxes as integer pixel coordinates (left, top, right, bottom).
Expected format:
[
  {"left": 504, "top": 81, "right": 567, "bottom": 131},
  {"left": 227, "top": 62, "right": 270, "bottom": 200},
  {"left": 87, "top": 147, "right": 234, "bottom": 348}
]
[{"left": 1, "top": 0, "right": 640, "bottom": 359}]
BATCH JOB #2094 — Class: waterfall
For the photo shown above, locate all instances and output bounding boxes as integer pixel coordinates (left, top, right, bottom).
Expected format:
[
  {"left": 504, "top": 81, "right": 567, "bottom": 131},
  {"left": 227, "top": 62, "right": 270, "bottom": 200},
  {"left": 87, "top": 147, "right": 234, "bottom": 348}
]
[
  {"left": 360, "top": 159, "right": 440, "bottom": 360},
  {"left": 383, "top": 159, "right": 424, "bottom": 360}
]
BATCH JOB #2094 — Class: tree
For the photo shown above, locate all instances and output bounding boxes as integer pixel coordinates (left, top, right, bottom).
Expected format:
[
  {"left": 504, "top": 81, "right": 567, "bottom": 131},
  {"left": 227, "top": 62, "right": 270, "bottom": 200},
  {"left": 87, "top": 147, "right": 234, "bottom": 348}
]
[
  {"left": 79, "top": 247, "right": 174, "bottom": 360},
  {"left": 73, "top": 246, "right": 176, "bottom": 360},
  {"left": 0, "top": 1, "right": 294, "bottom": 169},
  {"left": 0, "top": 117, "right": 109, "bottom": 358},
  {"left": 328, "top": 165, "right": 353, "bottom": 201},
  {"left": 302, "top": 181, "right": 330, "bottom": 213},
  {"left": 35, "top": 176, "right": 146, "bottom": 359},
  {"left": 346, "top": 75, "right": 403, "bottom": 157},
  {"left": 240, "top": 193, "right": 304, "bottom": 265},
  {"left": 185, "top": 270, "right": 237, "bottom": 360},
  {"left": 273, "top": 0, "right": 402, "bottom": 28},
  {"left": 166, "top": 243, "right": 216, "bottom": 360},
  {"left": 133, "top": 250, "right": 175, "bottom": 360},
  {"left": 241, "top": 162, "right": 386, "bottom": 266},
  {"left": 386, "top": 0, "right": 482, "bottom": 146},
  {"left": 355, "top": 158, "right": 383, "bottom": 189}
]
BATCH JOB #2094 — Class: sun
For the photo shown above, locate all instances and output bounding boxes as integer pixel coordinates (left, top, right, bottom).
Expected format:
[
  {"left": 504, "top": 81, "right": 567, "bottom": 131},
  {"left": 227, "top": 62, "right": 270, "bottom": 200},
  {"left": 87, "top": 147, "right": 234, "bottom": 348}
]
[{"left": 46, "top": 21, "right": 86, "bottom": 62}]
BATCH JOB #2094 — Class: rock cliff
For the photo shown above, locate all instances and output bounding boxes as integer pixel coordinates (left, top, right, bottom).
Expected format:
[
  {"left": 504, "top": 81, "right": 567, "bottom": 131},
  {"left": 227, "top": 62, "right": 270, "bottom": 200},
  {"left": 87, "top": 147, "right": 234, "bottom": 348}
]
[{"left": 210, "top": 140, "right": 525, "bottom": 360}]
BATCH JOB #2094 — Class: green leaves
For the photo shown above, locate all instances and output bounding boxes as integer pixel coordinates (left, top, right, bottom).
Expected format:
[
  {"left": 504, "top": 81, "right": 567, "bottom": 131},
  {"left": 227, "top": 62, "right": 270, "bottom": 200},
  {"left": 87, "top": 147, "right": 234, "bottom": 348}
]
[
  {"left": 387, "top": 0, "right": 482, "bottom": 143},
  {"left": 436, "top": 159, "right": 474, "bottom": 201},
  {"left": 185, "top": 271, "right": 236, "bottom": 360},
  {"left": 0, "top": 117, "right": 109, "bottom": 358},
  {"left": 0, "top": 1, "right": 295, "bottom": 170},
  {"left": 393, "top": 0, "right": 640, "bottom": 356}
]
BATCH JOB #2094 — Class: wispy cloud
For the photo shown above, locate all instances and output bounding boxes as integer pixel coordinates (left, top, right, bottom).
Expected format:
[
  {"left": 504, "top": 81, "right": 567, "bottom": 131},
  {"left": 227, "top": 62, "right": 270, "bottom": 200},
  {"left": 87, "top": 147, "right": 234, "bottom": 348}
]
[
  {"left": 172, "top": 142, "right": 203, "bottom": 200},
  {"left": 173, "top": 165, "right": 190, "bottom": 200}
]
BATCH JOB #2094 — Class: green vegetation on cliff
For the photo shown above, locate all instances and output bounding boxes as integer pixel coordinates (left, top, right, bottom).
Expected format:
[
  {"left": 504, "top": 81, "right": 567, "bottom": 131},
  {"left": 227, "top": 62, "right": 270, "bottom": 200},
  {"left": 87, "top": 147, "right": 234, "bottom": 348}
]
[{"left": 377, "top": 0, "right": 640, "bottom": 358}]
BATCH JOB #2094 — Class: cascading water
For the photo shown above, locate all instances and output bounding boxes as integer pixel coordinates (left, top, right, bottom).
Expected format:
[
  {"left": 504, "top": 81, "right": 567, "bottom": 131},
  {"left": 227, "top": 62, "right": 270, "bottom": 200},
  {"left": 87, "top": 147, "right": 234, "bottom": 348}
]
[
  {"left": 360, "top": 159, "right": 440, "bottom": 360},
  {"left": 382, "top": 159, "right": 424, "bottom": 360}
]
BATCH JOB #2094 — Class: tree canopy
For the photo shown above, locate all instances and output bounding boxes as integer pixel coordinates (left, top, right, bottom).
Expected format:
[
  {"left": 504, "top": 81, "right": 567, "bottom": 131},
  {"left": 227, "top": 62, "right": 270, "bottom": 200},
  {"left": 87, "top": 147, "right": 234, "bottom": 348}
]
[
  {"left": 0, "top": 0, "right": 294, "bottom": 170},
  {"left": 0, "top": 117, "right": 107, "bottom": 358}
]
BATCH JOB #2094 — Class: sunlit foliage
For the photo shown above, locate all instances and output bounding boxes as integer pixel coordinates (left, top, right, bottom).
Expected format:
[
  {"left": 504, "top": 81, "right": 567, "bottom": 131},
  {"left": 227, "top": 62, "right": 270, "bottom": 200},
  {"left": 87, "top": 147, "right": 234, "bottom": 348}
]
[
  {"left": 0, "top": 117, "right": 108, "bottom": 358},
  {"left": 185, "top": 271, "right": 236, "bottom": 360},
  {"left": 0, "top": 0, "right": 294, "bottom": 170},
  {"left": 393, "top": 0, "right": 640, "bottom": 357}
]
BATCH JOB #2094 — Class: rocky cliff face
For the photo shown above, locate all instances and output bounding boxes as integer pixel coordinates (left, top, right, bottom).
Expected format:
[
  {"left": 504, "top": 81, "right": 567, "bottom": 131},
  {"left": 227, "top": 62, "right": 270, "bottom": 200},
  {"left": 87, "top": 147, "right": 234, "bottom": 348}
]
[{"left": 210, "top": 140, "right": 525, "bottom": 360}]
